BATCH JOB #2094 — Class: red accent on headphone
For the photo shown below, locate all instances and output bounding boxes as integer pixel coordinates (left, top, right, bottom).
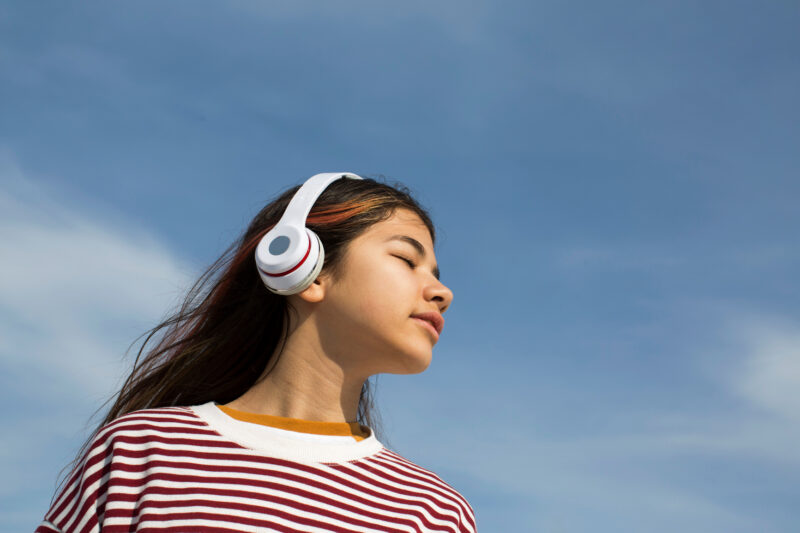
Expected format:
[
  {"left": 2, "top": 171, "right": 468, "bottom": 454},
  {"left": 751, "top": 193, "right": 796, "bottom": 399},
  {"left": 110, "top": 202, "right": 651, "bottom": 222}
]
[{"left": 260, "top": 234, "right": 312, "bottom": 277}]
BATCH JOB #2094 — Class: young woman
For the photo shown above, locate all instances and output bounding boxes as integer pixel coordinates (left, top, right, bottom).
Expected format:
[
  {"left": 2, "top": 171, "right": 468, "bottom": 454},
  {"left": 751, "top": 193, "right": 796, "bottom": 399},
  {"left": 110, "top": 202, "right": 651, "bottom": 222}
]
[{"left": 36, "top": 173, "right": 476, "bottom": 533}]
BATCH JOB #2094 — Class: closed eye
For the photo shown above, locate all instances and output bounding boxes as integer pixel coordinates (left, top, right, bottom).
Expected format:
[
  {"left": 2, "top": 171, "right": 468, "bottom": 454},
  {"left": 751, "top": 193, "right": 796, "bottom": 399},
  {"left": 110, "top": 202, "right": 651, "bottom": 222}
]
[{"left": 394, "top": 255, "right": 416, "bottom": 268}]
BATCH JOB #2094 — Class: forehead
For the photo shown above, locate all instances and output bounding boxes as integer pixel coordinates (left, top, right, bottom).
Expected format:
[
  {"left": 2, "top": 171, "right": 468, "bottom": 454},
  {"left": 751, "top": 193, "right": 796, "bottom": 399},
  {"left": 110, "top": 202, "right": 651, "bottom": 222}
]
[{"left": 365, "top": 209, "right": 432, "bottom": 245}]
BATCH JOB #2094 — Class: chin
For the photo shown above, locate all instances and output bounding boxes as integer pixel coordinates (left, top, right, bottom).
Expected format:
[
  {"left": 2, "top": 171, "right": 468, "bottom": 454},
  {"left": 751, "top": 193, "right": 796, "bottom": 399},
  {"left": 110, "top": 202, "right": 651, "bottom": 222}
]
[
  {"left": 399, "top": 346, "right": 433, "bottom": 374},
  {"left": 375, "top": 337, "right": 434, "bottom": 375}
]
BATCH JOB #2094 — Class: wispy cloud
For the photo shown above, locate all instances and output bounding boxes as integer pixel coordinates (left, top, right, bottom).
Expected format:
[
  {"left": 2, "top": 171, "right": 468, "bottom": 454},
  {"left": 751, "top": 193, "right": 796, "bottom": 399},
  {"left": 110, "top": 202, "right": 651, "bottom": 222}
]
[
  {"left": 729, "top": 315, "right": 800, "bottom": 422},
  {"left": 0, "top": 148, "right": 197, "bottom": 400},
  {"left": 0, "top": 149, "right": 202, "bottom": 528},
  {"left": 400, "top": 300, "right": 800, "bottom": 531}
]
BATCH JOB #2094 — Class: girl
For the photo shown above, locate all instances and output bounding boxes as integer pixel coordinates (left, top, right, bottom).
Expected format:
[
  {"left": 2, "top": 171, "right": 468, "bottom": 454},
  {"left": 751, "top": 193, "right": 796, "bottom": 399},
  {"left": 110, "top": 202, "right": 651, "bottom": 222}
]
[{"left": 36, "top": 173, "right": 476, "bottom": 532}]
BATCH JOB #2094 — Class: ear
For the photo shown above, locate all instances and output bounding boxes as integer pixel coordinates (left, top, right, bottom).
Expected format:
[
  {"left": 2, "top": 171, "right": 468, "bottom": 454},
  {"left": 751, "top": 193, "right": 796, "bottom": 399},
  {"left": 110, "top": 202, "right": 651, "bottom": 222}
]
[{"left": 294, "top": 271, "right": 329, "bottom": 304}]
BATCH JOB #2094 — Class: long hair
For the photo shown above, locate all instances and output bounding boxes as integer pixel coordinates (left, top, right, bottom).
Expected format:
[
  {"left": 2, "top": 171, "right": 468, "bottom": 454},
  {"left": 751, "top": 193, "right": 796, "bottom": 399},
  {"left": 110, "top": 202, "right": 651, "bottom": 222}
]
[{"left": 59, "top": 175, "right": 436, "bottom": 492}]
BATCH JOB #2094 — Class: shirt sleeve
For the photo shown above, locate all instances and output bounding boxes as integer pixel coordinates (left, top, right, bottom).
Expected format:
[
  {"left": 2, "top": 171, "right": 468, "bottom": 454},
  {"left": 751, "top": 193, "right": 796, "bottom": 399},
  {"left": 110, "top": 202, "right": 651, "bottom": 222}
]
[
  {"left": 35, "top": 425, "right": 116, "bottom": 533},
  {"left": 459, "top": 499, "right": 478, "bottom": 532},
  {"left": 33, "top": 520, "right": 62, "bottom": 533}
]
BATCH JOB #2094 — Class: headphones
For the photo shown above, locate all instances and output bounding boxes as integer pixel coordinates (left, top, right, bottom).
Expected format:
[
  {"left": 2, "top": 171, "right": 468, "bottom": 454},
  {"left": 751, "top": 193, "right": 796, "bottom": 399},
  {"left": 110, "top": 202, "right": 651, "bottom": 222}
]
[{"left": 255, "top": 172, "right": 364, "bottom": 295}]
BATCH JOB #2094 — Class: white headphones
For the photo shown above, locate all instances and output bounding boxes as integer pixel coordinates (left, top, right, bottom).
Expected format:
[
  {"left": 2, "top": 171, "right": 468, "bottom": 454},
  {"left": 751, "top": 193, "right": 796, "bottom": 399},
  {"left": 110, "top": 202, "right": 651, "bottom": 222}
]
[{"left": 255, "top": 172, "right": 364, "bottom": 295}]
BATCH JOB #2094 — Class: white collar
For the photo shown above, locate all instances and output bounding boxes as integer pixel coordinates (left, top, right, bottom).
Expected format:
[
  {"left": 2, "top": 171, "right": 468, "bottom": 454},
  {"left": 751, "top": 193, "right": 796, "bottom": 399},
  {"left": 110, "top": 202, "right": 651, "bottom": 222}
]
[{"left": 191, "top": 401, "right": 386, "bottom": 464}]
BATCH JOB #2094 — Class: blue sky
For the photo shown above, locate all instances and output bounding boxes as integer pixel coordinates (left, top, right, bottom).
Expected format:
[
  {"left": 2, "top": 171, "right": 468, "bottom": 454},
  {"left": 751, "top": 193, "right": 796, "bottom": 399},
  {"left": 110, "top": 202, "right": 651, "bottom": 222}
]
[{"left": 2, "top": 1, "right": 799, "bottom": 531}]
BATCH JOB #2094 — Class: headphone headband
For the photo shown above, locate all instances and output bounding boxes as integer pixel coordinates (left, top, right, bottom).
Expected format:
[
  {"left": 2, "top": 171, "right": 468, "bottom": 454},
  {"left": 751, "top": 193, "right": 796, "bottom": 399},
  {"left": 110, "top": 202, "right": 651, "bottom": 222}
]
[
  {"left": 255, "top": 172, "right": 364, "bottom": 295},
  {"left": 281, "top": 172, "right": 363, "bottom": 228}
]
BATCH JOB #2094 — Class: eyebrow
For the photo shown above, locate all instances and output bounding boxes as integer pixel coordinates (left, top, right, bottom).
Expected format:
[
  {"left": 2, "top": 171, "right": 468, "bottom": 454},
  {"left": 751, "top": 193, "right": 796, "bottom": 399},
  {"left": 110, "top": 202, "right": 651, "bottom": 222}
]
[{"left": 385, "top": 234, "right": 441, "bottom": 280}]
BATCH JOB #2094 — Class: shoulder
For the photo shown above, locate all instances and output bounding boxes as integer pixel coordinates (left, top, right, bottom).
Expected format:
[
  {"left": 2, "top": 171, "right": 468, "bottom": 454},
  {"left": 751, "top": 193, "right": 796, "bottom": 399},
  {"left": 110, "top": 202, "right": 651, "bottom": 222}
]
[
  {"left": 76, "top": 405, "right": 225, "bottom": 483},
  {"left": 90, "top": 405, "right": 213, "bottom": 450},
  {"left": 373, "top": 448, "right": 477, "bottom": 532},
  {"left": 104, "top": 404, "right": 199, "bottom": 428},
  {"left": 40, "top": 405, "right": 226, "bottom": 532}
]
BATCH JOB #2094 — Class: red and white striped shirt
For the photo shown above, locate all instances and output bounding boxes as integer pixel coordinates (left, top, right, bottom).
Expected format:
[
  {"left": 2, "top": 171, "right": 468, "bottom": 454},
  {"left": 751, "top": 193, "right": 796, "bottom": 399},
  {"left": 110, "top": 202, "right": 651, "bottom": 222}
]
[{"left": 36, "top": 402, "right": 477, "bottom": 532}]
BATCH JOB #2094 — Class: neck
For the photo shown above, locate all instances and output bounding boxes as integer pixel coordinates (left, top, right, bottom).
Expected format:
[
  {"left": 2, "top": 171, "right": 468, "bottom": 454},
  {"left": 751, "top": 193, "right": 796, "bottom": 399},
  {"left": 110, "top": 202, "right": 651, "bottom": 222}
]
[{"left": 226, "top": 320, "right": 367, "bottom": 423}]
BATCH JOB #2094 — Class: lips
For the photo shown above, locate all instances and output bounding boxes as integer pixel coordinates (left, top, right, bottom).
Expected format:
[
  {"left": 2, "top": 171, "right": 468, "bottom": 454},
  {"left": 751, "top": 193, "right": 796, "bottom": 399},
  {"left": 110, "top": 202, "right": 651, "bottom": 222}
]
[{"left": 410, "top": 311, "right": 444, "bottom": 335}]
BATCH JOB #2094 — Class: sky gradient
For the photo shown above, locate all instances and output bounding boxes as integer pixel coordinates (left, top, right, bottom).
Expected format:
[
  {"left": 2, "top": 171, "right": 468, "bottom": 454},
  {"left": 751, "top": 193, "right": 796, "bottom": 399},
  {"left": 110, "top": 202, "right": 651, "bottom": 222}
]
[{"left": 2, "top": 1, "right": 799, "bottom": 531}]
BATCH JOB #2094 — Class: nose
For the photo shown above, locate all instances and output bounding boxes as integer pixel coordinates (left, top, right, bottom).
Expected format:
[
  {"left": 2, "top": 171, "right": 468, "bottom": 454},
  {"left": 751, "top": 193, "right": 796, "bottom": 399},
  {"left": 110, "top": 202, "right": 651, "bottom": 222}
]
[{"left": 424, "top": 278, "right": 454, "bottom": 314}]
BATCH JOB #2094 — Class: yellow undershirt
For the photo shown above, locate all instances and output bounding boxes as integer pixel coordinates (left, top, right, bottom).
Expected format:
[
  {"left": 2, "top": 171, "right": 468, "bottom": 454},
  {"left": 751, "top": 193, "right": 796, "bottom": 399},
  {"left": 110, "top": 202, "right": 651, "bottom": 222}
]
[{"left": 217, "top": 404, "right": 370, "bottom": 442}]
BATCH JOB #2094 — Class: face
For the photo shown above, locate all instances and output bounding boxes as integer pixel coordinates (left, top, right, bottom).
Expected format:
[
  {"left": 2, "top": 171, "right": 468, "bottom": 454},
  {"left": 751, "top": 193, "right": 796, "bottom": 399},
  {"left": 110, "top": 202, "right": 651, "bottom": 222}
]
[{"left": 308, "top": 209, "right": 454, "bottom": 378}]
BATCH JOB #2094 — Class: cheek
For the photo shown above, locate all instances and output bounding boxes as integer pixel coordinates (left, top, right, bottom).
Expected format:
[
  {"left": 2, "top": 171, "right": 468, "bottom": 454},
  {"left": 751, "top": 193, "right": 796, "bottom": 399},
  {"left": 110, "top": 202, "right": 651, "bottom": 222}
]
[
  {"left": 355, "top": 283, "right": 395, "bottom": 324},
  {"left": 351, "top": 268, "right": 406, "bottom": 328}
]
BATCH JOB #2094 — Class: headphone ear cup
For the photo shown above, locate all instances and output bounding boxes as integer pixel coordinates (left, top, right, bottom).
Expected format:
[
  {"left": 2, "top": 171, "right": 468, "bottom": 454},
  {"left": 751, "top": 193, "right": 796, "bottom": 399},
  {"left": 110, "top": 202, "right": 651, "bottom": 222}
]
[
  {"left": 256, "top": 172, "right": 362, "bottom": 295},
  {"left": 258, "top": 227, "right": 325, "bottom": 295}
]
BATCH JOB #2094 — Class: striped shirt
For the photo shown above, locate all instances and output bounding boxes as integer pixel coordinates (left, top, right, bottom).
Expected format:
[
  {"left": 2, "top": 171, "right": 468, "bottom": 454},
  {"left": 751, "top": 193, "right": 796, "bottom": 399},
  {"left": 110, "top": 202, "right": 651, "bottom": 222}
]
[{"left": 36, "top": 402, "right": 477, "bottom": 532}]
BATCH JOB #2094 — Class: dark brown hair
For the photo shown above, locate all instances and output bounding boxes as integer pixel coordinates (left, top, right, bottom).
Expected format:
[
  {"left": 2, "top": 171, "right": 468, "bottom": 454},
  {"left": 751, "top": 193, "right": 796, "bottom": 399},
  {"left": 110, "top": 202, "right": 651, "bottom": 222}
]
[
  {"left": 107, "top": 175, "right": 435, "bottom": 440},
  {"left": 55, "top": 175, "right": 437, "bottom": 496}
]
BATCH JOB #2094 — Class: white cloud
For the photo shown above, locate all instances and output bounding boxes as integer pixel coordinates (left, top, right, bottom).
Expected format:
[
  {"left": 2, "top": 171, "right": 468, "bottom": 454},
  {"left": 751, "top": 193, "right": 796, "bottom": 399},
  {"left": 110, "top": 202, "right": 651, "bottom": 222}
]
[
  {"left": 0, "top": 149, "right": 203, "bottom": 514},
  {"left": 730, "top": 316, "right": 800, "bottom": 421},
  {"left": 395, "top": 300, "right": 800, "bottom": 531},
  {"left": 0, "top": 149, "right": 197, "bottom": 399}
]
